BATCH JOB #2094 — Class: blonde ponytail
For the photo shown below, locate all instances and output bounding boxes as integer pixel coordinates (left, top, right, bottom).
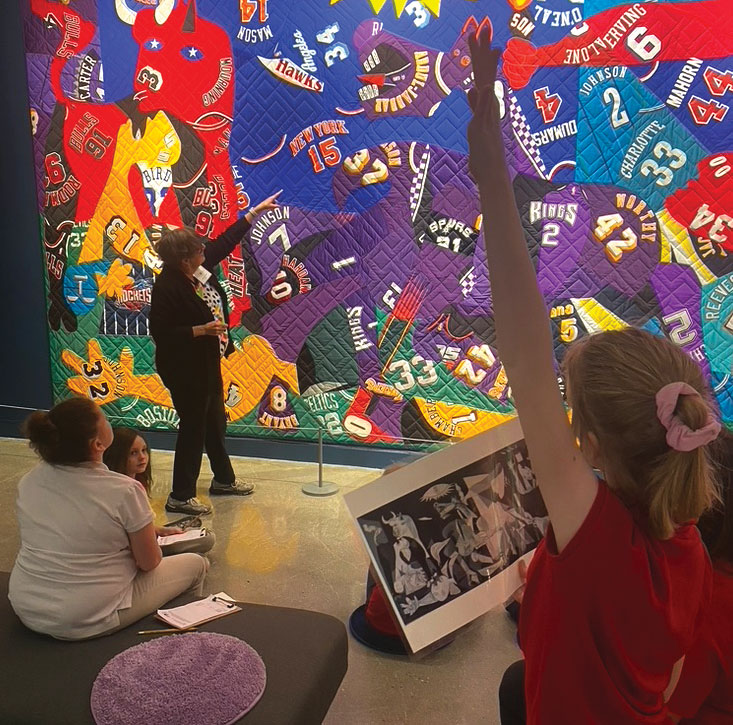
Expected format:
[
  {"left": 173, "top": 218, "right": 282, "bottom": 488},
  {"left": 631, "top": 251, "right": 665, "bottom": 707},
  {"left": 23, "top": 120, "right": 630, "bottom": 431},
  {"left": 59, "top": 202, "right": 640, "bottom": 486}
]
[
  {"left": 646, "top": 447, "right": 716, "bottom": 540},
  {"left": 563, "top": 328, "right": 719, "bottom": 539}
]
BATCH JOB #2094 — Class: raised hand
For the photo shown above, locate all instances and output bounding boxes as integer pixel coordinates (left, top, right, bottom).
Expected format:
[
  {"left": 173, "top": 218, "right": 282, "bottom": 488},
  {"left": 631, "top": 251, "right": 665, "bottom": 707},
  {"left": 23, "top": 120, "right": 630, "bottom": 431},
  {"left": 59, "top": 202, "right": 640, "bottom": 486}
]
[
  {"left": 466, "top": 24, "right": 505, "bottom": 186},
  {"left": 251, "top": 190, "right": 283, "bottom": 215},
  {"left": 466, "top": 24, "right": 600, "bottom": 556}
]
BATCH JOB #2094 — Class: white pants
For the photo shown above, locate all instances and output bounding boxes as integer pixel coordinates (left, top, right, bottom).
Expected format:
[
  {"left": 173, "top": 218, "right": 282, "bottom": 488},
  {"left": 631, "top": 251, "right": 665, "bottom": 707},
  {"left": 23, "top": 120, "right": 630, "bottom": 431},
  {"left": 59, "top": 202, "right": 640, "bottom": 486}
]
[{"left": 105, "top": 553, "right": 208, "bottom": 633}]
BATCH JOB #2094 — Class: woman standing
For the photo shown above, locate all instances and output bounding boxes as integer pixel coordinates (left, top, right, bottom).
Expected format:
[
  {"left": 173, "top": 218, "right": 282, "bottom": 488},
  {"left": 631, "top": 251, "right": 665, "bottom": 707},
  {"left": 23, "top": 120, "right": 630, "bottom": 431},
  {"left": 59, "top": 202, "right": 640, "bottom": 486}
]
[{"left": 150, "top": 193, "right": 281, "bottom": 515}]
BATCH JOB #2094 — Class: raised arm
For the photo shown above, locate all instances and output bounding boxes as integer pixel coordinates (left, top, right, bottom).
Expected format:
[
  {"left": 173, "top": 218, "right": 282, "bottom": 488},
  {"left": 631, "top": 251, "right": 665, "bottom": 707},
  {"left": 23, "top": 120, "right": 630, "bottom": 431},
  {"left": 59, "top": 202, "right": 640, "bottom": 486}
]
[
  {"left": 467, "top": 27, "right": 597, "bottom": 553},
  {"left": 203, "top": 215, "right": 251, "bottom": 269},
  {"left": 204, "top": 191, "right": 282, "bottom": 269}
]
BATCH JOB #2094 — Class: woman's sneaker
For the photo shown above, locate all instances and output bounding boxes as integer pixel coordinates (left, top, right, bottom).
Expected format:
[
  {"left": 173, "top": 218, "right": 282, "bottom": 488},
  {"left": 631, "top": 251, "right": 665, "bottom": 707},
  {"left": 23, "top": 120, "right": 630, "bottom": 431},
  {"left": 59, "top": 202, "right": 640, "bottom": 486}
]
[
  {"left": 209, "top": 477, "right": 255, "bottom": 496},
  {"left": 165, "top": 495, "right": 212, "bottom": 515}
]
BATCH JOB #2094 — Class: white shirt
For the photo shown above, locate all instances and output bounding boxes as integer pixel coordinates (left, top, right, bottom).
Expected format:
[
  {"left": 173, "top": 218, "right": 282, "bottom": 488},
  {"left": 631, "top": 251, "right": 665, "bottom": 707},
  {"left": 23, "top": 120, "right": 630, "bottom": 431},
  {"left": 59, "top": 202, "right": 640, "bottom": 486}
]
[
  {"left": 196, "top": 279, "right": 228, "bottom": 356},
  {"left": 9, "top": 461, "right": 153, "bottom": 639}
]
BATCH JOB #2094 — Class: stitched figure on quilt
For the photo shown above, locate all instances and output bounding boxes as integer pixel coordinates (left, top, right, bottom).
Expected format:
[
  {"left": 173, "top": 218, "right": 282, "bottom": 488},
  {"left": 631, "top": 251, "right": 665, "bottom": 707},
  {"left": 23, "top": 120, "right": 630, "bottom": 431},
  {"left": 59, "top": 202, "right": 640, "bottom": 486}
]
[{"left": 30, "top": 0, "right": 244, "bottom": 332}]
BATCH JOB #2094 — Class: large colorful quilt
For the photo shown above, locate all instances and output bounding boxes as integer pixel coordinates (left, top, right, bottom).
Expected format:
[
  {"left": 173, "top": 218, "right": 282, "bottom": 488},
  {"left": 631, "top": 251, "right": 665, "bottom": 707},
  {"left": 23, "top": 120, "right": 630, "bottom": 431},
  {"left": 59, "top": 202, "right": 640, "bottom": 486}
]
[{"left": 21, "top": 0, "right": 733, "bottom": 448}]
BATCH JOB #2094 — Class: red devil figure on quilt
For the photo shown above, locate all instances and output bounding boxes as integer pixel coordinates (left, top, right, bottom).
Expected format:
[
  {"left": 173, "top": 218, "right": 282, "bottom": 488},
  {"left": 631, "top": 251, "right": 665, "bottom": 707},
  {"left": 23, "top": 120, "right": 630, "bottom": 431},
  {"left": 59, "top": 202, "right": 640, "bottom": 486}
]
[{"left": 31, "top": 0, "right": 245, "bottom": 332}]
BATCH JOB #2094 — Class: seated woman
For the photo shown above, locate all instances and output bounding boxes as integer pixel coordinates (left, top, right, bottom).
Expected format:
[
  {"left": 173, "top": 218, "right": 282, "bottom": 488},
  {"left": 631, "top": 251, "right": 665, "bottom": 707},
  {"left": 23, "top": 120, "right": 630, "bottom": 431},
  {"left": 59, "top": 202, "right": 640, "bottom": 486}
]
[
  {"left": 8, "top": 399, "right": 208, "bottom": 640},
  {"left": 103, "top": 427, "right": 215, "bottom": 555}
]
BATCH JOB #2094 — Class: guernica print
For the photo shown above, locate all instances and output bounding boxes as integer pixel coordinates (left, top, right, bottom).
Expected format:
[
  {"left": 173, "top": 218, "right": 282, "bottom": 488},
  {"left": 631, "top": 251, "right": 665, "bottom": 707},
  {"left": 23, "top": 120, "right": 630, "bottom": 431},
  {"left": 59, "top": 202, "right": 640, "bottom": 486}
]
[{"left": 345, "top": 418, "right": 547, "bottom": 652}]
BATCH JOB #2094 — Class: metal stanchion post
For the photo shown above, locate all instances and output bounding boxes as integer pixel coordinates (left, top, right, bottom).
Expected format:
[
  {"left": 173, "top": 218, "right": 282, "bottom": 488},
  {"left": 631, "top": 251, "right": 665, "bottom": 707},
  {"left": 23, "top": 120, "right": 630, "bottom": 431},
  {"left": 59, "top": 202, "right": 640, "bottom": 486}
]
[{"left": 302, "top": 426, "right": 338, "bottom": 497}]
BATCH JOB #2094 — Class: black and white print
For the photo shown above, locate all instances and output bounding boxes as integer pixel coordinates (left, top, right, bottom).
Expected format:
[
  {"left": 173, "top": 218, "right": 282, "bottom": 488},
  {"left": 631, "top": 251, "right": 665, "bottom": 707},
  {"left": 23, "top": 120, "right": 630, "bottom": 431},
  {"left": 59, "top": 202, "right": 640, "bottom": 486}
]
[{"left": 358, "top": 440, "right": 548, "bottom": 625}]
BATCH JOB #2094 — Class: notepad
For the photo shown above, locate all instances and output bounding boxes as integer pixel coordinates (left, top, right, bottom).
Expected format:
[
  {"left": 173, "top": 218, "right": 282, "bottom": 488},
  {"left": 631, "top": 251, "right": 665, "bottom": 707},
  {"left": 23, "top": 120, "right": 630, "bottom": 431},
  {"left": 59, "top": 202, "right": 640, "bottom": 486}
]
[
  {"left": 156, "top": 593, "right": 241, "bottom": 629},
  {"left": 157, "top": 528, "right": 207, "bottom": 546}
]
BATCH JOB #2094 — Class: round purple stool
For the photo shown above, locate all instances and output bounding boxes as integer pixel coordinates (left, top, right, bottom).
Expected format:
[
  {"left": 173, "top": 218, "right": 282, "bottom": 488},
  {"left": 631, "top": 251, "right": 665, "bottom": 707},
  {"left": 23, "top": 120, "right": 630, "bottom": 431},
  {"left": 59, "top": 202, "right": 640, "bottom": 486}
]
[{"left": 90, "top": 632, "right": 266, "bottom": 725}]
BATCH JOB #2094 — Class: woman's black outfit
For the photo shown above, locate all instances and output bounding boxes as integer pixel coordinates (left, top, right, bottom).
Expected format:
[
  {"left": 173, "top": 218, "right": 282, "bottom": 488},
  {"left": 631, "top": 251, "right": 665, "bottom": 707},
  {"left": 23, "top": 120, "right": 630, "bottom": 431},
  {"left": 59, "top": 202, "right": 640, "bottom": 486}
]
[{"left": 149, "top": 217, "right": 250, "bottom": 502}]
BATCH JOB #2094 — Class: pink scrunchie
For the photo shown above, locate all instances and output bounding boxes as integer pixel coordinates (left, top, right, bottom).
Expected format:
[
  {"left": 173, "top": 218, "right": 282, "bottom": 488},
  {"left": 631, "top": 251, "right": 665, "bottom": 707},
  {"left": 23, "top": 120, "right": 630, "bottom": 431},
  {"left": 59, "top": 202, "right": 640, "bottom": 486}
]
[{"left": 655, "top": 382, "right": 721, "bottom": 452}]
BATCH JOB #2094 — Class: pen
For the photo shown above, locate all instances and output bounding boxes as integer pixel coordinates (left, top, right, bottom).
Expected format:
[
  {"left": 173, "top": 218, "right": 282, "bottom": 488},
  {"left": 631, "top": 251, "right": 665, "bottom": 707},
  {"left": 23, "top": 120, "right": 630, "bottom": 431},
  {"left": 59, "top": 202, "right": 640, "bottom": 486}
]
[
  {"left": 211, "top": 595, "right": 246, "bottom": 607},
  {"left": 137, "top": 627, "right": 198, "bottom": 635}
]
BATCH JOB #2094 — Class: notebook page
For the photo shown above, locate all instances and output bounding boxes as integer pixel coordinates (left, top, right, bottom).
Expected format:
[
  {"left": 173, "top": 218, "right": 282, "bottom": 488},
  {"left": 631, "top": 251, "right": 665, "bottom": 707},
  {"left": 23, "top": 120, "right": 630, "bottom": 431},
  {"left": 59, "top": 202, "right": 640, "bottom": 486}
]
[
  {"left": 157, "top": 595, "right": 239, "bottom": 628},
  {"left": 157, "top": 528, "right": 206, "bottom": 546}
]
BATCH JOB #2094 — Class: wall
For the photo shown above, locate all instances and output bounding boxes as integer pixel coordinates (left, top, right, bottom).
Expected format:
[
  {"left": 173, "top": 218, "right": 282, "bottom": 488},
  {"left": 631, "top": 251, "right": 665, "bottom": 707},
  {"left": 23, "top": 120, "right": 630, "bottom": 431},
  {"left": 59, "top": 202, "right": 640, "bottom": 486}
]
[
  {"left": 0, "top": 0, "right": 53, "bottom": 437},
  {"left": 0, "top": 0, "right": 411, "bottom": 469}
]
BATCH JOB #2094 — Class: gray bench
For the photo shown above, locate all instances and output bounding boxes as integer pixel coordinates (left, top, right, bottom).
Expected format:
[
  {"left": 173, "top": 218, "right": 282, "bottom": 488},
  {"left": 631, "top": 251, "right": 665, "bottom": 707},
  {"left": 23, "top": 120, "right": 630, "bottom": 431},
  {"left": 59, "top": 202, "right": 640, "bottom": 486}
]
[{"left": 0, "top": 572, "right": 348, "bottom": 724}]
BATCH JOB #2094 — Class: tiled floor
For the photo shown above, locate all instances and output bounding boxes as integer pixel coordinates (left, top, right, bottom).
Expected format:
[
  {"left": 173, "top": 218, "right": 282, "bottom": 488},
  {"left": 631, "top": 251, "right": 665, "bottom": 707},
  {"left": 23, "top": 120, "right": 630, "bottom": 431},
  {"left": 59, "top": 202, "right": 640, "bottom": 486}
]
[{"left": 0, "top": 437, "right": 520, "bottom": 724}]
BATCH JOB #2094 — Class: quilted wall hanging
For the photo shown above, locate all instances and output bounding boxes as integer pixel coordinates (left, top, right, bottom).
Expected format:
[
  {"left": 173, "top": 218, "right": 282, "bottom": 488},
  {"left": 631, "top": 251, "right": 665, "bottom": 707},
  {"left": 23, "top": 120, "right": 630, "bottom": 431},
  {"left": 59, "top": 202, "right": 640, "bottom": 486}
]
[{"left": 21, "top": 0, "right": 733, "bottom": 449}]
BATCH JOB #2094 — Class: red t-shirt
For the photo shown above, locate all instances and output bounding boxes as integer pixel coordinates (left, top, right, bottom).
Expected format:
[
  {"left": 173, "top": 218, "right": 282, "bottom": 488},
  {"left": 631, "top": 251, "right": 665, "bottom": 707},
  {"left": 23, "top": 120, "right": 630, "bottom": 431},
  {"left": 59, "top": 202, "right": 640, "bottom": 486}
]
[
  {"left": 669, "top": 565, "right": 733, "bottom": 724},
  {"left": 519, "top": 482, "right": 712, "bottom": 724}
]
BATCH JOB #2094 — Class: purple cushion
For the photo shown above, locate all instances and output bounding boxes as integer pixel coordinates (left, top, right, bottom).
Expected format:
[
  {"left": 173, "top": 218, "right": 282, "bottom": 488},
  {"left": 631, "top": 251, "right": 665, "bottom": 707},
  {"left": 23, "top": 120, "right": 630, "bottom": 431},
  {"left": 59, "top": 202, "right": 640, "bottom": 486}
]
[{"left": 90, "top": 632, "right": 266, "bottom": 725}]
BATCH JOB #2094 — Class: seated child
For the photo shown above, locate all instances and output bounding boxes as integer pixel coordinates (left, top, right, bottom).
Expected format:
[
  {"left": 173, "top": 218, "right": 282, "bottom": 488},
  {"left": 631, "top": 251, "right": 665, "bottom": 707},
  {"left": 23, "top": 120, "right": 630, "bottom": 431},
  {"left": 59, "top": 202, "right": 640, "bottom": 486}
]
[
  {"left": 468, "top": 28, "right": 717, "bottom": 724},
  {"left": 104, "top": 427, "right": 215, "bottom": 555}
]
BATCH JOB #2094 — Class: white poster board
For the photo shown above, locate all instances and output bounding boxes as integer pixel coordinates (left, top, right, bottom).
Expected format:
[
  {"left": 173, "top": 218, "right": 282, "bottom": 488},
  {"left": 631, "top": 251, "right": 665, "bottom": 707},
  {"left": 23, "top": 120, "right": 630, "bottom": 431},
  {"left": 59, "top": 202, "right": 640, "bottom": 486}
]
[{"left": 344, "top": 418, "right": 548, "bottom": 653}]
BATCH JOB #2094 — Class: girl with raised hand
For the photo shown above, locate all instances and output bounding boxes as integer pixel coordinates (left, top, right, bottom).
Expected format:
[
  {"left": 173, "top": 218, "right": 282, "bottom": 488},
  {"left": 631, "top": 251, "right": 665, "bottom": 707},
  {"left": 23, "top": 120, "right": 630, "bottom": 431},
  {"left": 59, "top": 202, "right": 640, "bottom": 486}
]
[
  {"left": 104, "top": 427, "right": 215, "bottom": 555},
  {"left": 9, "top": 400, "right": 208, "bottom": 640},
  {"left": 467, "top": 27, "right": 718, "bottom": 724}
]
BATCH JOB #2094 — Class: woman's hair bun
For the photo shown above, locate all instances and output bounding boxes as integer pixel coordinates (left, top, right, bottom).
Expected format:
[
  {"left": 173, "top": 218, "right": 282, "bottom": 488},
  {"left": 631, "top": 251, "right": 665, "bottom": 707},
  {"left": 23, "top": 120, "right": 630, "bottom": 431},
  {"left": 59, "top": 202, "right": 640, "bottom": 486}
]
[
  {"left": 23, "top": 411, "right": 59, "bottom": 447},
  {"left": 23, "top": 399, "right": 100, "bottom": 464}
]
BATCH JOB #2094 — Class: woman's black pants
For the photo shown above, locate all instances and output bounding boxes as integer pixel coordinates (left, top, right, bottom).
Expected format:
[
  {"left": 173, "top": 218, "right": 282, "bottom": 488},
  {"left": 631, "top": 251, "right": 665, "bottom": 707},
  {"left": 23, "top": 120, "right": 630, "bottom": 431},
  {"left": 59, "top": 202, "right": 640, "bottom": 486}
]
[{"left": 169, "top": 384, "right": 235, "bottom": 500}]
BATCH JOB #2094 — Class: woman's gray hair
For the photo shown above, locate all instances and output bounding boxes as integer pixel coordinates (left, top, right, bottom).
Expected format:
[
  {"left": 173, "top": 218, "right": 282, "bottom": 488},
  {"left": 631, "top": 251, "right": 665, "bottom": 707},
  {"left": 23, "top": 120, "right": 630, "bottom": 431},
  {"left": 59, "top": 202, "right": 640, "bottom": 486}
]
[{"left": 156, "top": 227, "right": 204, "bottom": 267}]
